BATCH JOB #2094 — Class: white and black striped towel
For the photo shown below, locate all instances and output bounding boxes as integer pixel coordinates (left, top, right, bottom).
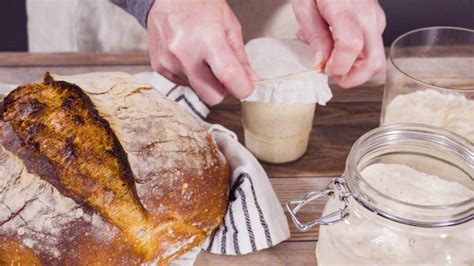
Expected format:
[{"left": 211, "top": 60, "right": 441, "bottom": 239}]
[
  {"left": 0, "top": 74, "right": 290, "bottom": 263},
  {"left": 133, "top": 72, "right": 291, "bottom": 258}
]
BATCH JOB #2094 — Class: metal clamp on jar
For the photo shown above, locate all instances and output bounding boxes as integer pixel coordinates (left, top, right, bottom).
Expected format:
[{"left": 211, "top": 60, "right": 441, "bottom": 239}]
[{"left": 287, "top": 124, "right": 474, "bottom": 265}]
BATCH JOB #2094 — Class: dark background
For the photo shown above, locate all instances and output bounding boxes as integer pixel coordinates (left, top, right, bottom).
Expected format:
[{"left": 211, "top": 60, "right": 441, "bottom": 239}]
[
  {"left": 0, "top": 0, "right": 27, "bottom": 51},
  {"left": 0, "top": 0, "right": 473, "bottom": 52}
]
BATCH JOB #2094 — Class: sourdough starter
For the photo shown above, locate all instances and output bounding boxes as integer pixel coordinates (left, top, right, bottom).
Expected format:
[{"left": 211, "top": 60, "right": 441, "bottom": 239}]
[{"left": 242, "top": 102, "right": 315, "bottom": 163}]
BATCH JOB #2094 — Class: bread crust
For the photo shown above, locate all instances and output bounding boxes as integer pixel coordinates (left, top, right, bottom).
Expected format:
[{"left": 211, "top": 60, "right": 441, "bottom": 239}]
[{"left": 0, "top": 73, "right": 229, "bottom": 264}]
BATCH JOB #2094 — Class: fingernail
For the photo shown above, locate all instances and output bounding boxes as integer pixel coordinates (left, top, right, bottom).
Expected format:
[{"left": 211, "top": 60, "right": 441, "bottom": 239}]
[
  {"left": 324, "top": 57, "right": 333, "bottom": 74},
  {"left": 207, "top": 89, "right": 226, "bottom": 106},
  {"left": 313, "top": 51, "right": 324, "bottom": 71},
  {"left": 246, "top": 66, "right": 260, "bottom": 82}
]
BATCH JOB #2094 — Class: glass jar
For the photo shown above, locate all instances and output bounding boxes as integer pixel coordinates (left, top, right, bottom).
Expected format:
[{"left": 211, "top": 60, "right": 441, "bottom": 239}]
[
  {"left": 241, "top": 101, "right": 315, "bottom": 164},
  {"left": 381, "top": 27, "right": 474, "bottom": 142},
  {"left": 287, "top": 124, "right": 473, "bottom": 265}
]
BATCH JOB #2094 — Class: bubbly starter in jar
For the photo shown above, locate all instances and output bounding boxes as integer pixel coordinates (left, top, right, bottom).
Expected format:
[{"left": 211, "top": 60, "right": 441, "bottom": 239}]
[
  {"left": 242, "top": 101, "right": 315, "bottom": 163},
  {"left": 317, "top": 163, "right": 474, "bottom": 265},
  {"left": 241, "top": 38, "right": 333, "bottom": 163}
]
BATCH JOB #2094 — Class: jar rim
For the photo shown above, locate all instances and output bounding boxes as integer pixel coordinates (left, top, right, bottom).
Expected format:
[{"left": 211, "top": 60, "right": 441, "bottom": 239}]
[
  {"left": 345, "top": 123, "right": 473, "bottom": 227},
  {"left": 390, "top": 26, "right": 474, "bottom": 93}
]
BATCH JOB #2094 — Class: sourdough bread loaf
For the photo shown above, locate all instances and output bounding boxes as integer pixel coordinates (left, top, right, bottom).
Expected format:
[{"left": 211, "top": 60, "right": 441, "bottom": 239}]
[{"left": 0, "top": 72, "right": 229, "bottom": 265}]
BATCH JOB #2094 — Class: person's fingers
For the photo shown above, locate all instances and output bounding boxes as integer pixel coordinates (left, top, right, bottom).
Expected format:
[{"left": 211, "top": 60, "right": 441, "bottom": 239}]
[
  {"left": 375, "top": 5, "right": 387, "bottom": 34},
  {"left": 223, "top": 8, "right": 260, "bottom": 82},
  {"left": 156, "top": 66, "right": 189, "bottom": 86},
  {"left": 205, "top": 38, "right": 254, "bottom": 100},
  {"left": 297, "top": 29, "right": 307, "bottom": 43},
  {"left": 150, "top": 56, "right": 189, "bottom": 85},
  {"left": 323, "top": 14, "right": 364, "bottom": 76},
  {"left": 184, "top": 62, "right": 227, "bottom": 106},
  {"left": 333, "top": 30, "right": 385, "bottom": 88},
  {"left": 292, "top": 0, "right": 333, "bottom": 70},
  {"left": 148, "top": 23, "right": 189, "bottom": 86},
  {"left": 314, "top": 0, "right": 386, "bottom": 87},
  {"left": 225, "top": 30, "right": 260, "bottom": 82},
  {"left": 168, "top": 33, "right": 233, "bottom": 105},
  {"left": 156, "top": 53, "right": 191, "bottom": 83}
]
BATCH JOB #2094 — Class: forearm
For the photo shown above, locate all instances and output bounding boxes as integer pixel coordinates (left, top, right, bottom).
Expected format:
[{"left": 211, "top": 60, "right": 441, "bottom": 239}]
[{"left": 111, "top": 0, "right": 154, "bottom": 28}]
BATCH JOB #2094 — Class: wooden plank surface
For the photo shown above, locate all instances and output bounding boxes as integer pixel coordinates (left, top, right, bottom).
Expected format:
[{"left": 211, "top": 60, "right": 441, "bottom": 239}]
[
  {"left": 0, "top": 65, "right": 153, "bottom": 84},
  {"left": 195, "top": 242, "right": 316, "bottom": 265},
  {"left": 272, "top": 177, "right": 333, "bottom": 241},
  {"left": 0, "top": 52, "right": 385, "bottom": 264},
  {"left": 0, "top": 52, "right": 149, "bottom": 66}
]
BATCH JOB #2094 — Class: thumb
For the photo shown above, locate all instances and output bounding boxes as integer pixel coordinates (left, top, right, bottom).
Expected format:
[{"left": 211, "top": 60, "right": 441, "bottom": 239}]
[
  {"left": 226, "top": 28, "right": 260, "bottom": 82},
  {"left": 292, "top": 0, "right": 333, "bottom": 70},
  {"left": 223, "top": 8, "right": 260, "bottom": 82}
]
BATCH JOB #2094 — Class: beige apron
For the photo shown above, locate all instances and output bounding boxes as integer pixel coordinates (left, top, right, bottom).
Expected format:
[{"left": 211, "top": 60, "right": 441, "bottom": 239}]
[{"left": 27, "top": 0, "right": 298, "bottom": 52}]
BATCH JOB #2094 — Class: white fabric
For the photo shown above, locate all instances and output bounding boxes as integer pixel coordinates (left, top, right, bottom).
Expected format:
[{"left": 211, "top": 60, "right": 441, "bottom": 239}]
[
  {"left": 27, "top": 0, "right": 148, "bottom": 52},
  {"left": 27, "top": 0, "right": 79, "bottom": 52},
  {"left": 0, "top": 75, "right": 290, "bottom": 264},
  {"left": 244, "top": 38, "right": 333, "bottom": 105},
  {"left": 0, "top": 84, "right": 17, "bottom": 95},
  {"left": 26, "top": 0, "right": 298, "bottom": 52},
  {"left": 202, "top": 123, "right": 290, "bottom": 255}
]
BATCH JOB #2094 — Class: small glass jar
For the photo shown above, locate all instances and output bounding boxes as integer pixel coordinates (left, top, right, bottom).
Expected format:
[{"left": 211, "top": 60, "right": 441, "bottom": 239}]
[
  {"left": 287, "top": 124, "right": 473, "bottom": 265},
  {"left": 241, "top": 101, "right": 315, "bottom": 164},
  {"left": 381, "top": 27, "right": 474, "bottom": 142}
]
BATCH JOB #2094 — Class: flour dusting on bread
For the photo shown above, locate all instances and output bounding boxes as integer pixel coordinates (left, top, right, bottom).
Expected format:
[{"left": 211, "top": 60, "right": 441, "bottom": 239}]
[
  {"left": 0, "top": 72, "right": 229, "bottom": 264},
  {"left": 0, "top": 146, "right": 117, "bottom": 259}
]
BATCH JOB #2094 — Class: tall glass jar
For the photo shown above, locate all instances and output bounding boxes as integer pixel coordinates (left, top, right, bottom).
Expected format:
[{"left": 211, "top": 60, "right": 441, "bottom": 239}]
[
  {"left": 287, "top": 124, "right": 473, "bottom": 264},
  {"left": 381, "top": 27, "right": 474, "bottom": 142}
]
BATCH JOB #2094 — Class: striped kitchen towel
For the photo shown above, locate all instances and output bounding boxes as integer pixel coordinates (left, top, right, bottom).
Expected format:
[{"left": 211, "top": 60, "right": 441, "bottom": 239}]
[{"left": 133, "top": 72, "right": 291, "bottom": 257}]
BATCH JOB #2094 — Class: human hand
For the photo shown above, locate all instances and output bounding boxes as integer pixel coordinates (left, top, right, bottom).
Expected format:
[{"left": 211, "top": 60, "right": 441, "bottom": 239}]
[
  {"left": 292, "top": 0, "right": 386, "bottom": 88},
  {"left": 147, "top": 0, "right": 258, "bottom": 105}
]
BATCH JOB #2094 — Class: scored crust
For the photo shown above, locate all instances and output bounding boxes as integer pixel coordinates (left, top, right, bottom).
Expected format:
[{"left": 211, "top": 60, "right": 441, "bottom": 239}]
[{"left": 0, "top": 73, "right": 230, "bottom": 264}]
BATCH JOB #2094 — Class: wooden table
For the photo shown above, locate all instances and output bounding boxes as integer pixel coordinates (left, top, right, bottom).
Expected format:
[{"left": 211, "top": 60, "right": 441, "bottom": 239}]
[{"left": 0, "top": 52, "right": 385, "bottom": 265}]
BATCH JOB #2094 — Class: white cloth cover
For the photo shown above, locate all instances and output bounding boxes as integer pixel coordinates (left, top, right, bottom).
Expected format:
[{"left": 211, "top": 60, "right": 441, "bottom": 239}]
[{"left": 244, "top": 38, "right": 333, "bottom": 105}]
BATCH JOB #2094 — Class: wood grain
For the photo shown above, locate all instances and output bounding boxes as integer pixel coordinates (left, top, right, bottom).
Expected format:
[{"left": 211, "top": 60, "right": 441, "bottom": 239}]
[
  {"left": 271, "top": 177, "right": 333, "bottom": 241},
  {"left": 0, "top": 52, "right": 149, "bottom": 66},
  {"left": 0, "top": 65, "right": 153, "bottom": 84},
  {"left": 195, "top": 241, "right": 317, "bottom": 266}
]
